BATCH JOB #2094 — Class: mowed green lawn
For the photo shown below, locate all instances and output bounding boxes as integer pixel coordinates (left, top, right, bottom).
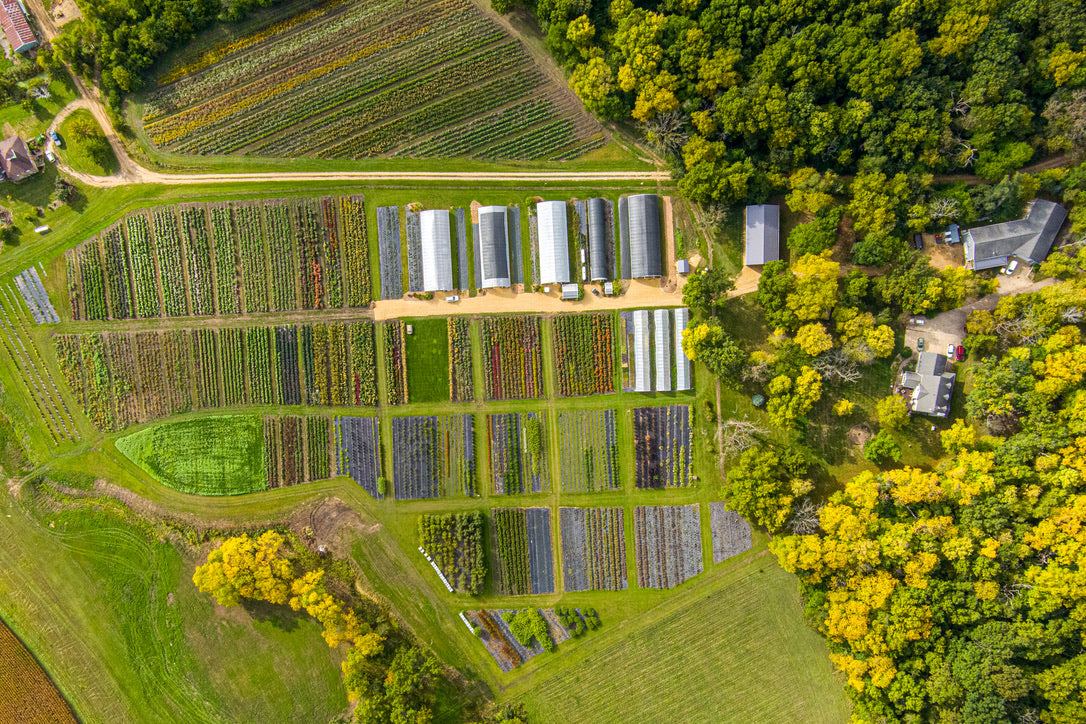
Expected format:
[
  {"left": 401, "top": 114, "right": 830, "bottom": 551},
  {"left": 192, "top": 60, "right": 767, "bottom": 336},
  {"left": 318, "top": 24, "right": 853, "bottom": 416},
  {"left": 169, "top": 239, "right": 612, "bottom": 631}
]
[
  {"left": 405, "top": 317, "right": 450, "bottom": 403},
  {"left": 517, "top": 563, "right": 850, "bottom": 724},
  {"left": 0, "top": 486, "right": 347, "bottom": 724}
]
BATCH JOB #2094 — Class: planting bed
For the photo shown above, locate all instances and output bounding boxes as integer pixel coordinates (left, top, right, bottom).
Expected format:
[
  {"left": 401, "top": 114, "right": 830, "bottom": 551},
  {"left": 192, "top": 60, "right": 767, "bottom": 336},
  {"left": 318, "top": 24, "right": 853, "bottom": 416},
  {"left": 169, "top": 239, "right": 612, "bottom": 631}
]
[
  {"left": 479, "top": 316, "right": 543, "bottom": 400},
  {"left": 377, "top": 206, "right": 403, "bottom": 300},
  {"left": 491, "top": 507, "right": 554, "bottom": 595},
  {"left": 262, "top": 415, "right": 335, "bottom": 488},
  {"left": 334, "top": 416, "right": 383, "bottom": 499},
  {"left": 64, "top": 196, "right": 373, "bottom": 321},
  {"left": 632, "top": 405, "right": 692, "bottom": 489},
  {"left": 448, "top": 317, "right": 473, "bottom": 402},
  {"left": 709, "top": 503, "right": 753, "bottom": 564},
  {"left": 382, "top": 321, "right": 409, "bottom": 405},
  {"left": 142, "top": 0, "right": 603, "bottom": 160},
  {"left": 55, "top": 322, "right": 377, "bottom": 432},
  {"left": 553, "top": 313, "right": 615, "bottom": 396},
  {"left": 556, "top": 409, "right": 619, "bottom": 493},
  {"left": 468, "top": 608, "right": 587, "bottom": 672},
  {"left": 391, "top": 414, "right": 475, "bottom": 499},
  {"left": 418, "top": 511, "right": 485, "bottom": 594},
  {"left": 633, "top": 504, "right": 703, "bottom": 589},
  {"left": 486, "top": 412, "right": 549, "bottom": 494},
  {"left": 559, "top": 507, "right": 627, "bottom": 592}
]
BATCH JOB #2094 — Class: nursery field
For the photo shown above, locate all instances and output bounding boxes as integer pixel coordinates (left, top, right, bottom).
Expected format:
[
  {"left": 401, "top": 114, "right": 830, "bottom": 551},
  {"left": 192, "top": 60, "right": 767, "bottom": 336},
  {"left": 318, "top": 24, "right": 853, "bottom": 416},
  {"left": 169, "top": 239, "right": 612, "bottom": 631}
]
[
  {"left": 557, "top": 409, "right": 619, "bottom": 493},
  {"left": 519, "top": 565, "right": 850, "bottom": 724},
  {"left": 710, "top": 503, "right": 753, "bottom": 564},
  {"left": 418, "top": 511, "right": 485, "bottom": 595},
  {"left": 479, "top": 316, "right": 544, "bottom": 400},
  {"left": 65, "top": 196, "right": 372, "bottom": 321},
  {"left": 632, "top": 405, "right": 692, "bottom": 489},
  {"left": 552, "top": 313, "right": 616, "bottom": 396},
  {"left": 633, "top": 505, "right": 703, "bottom": 589},
  {"left": 405, "top": 318, "right": 450, "bottom": 403},
  {"left": 54, "top": 321, "right": 378, "bottom": 432},
  {"left": 486, "top": 412, "right": 549, "bottom": 495},
  {"left": 334, "top": 416, "right": 383, "bottom": 499},
  {"left": 559, "top": 507, "right": 627, "bottom": 592},
  {"left": 141, "top": 0, "right": 604, "bottom": 160},
  {"left": 0, "top": 618, "right": 77, "bottom": 724},
  {"left": 391, "top": 414, "right": 476, "bottom": 499},
  {"left": 491, "top": 508, "right": 554, "bottom": 596}
]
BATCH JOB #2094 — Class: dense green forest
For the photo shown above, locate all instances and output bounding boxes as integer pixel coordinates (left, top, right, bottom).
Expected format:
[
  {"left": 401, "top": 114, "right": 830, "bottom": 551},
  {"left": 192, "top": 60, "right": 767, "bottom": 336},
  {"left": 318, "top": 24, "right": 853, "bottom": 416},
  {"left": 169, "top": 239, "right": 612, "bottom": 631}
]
[{"left": 516, "top": 0, "right": 1086, "bottom": 203}]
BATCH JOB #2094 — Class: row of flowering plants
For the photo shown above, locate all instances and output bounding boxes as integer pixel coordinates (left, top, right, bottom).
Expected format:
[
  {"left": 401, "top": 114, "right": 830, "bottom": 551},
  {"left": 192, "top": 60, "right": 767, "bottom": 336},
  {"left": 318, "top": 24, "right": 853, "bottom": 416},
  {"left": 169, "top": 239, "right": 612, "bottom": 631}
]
[
  {"left": 479, "top": 316, "right": 543, "bottom": 400},
  {"left": 553, "top": 312, "right": 615, "bottom": 396}
]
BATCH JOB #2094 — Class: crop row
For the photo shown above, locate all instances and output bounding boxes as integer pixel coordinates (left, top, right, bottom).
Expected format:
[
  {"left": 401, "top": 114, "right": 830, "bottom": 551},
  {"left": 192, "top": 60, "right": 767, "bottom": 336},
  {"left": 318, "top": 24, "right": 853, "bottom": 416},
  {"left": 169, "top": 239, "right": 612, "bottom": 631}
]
[
  {"left": 487, "top": 412, "right": 548, "bottom": 495},
  {"left": 65, "top": 196, "right": 373, "bottom": 322},
  {"left": 709, "top": 502, "right": 753, "bottom": 564},
  {"left": 492, "top": 508, "right": 530, "bottom": 596},
  {"left": 0, "top": 620, "right": 77, "bottom": 724},
  {"left": 559, "top": 507, "right": 627, "bottom": 592},
  {"left": 448, "top": 317, "right": 473, "bottom": 402},
  {"left": 479, "top": 317, "right": 543, "bottom": 400},
  {"left": 553, "top": 313, "right": 615, "bottom": 396},
  {"left": 383, "top": 321, "right": 408, "bottom": 405}
]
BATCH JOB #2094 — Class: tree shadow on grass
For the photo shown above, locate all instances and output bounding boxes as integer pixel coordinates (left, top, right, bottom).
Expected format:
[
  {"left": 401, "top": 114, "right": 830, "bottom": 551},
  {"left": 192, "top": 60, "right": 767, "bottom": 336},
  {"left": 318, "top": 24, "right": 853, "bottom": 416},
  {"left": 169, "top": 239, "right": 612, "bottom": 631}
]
[{"left": 240, "top": 597, "right": 304, "bottom": 633}]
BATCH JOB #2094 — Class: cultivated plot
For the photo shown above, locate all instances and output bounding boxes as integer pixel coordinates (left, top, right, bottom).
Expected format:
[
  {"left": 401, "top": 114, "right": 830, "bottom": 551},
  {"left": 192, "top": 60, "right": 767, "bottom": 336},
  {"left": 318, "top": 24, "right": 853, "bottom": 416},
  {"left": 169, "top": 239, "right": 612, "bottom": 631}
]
[
  {"left": 709, "top": 503, "right": 753, "bottom": 564},
  {"left": 557, "top": 409, "right": 619, "bottom": 493},
  {"left": 418, "top": 511, "right": 486, "bottom": 594},
  {"left": 492, "top": 507, "right": 555, "bottom": 595},
  {"left": 64, "top": 197, "right": 372, "bottom": 320},
  {"left": 632, "top": 405, "right": 692, "bottom": 489},
  {"left": 448, "top": 317, "right": 474, "bottom": 402},
  {"left": 335, "top": 416, "right": 383, "bottom": 499},
  {"left": 377, "top": 205, "right": 403, "bottom": 300},
  {"left": 487, "top": 412, "right": 549, "bottom": 495},
  {"left": 468, "top": 607, "right": 596, "bottom": 673},
  {"left": 0, "top": 619, "right": 77, "bottom": 724},
  {"left": 633, "top": 504, "right": 703, "bottom": 589},
  {"left": 263, "top": 415, "right": 335, "bottom": 489},
  {"left": 143, "top": 0, "right": 603, "bottom": 160},
  {"left": 559, "top": 507, "right": 627, "bottom": 592},
  {"left": 553, "top": 313, "right": 615, "bottom": 397},
  {"left": 391, "top": 414, "right": 475, "bottom": 499},
  {"left": 55, "top": 322, "right": 378, "bottom": 432},
  {"left": 479, "top": 316, "right": 544, "bottom": 400},
  {"left": 383, "top": 320, "right": 409, "bottom": 405}
]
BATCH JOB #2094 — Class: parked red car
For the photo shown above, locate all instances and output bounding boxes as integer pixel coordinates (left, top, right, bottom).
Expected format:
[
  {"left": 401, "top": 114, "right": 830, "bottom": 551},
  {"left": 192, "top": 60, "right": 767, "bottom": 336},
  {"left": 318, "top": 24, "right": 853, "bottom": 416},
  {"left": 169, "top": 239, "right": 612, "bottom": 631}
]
[{"left": 956, "top": 345, "right": 965, "bottom": 361}]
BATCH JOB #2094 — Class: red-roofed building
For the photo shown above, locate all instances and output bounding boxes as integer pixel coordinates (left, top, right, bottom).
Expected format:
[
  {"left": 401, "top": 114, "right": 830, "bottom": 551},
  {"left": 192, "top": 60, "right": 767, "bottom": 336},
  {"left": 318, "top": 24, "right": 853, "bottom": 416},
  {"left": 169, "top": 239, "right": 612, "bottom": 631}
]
[{"left": 1, "top": 0, "right": 37, "bottom": 54}]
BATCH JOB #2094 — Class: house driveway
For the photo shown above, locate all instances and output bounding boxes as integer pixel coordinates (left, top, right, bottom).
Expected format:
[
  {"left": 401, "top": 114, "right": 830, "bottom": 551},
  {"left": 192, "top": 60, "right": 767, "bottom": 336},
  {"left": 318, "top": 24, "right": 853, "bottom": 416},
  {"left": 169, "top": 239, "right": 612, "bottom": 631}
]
[{"left": 903, "top": 271, "right": 1057, "bottom": 354}]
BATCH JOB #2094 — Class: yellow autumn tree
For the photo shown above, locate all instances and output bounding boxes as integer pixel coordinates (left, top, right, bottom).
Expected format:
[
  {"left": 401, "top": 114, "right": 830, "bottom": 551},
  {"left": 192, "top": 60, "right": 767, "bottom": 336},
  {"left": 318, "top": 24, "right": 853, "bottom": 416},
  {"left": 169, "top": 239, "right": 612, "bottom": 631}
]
[
  {"left": 795, "top": 322, "right": 834, "bottom": 356},
  {"left": 193, "top": 531, "right": 294, "bottom": 607}
]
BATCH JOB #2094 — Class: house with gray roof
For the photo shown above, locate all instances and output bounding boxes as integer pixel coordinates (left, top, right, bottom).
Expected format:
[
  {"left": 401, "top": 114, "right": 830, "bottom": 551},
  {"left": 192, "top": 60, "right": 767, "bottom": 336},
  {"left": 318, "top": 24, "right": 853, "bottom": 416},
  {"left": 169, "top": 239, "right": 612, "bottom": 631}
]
[
  {"left": 901, "top": 352, "right": 956, "bottom": 418},
  {"left": 963, "top": 200, "right": 1067, "bottom": 271},
  {"left": 619, "top": 194, "right": 662, "bottom": 278},
  {"left": 0, "top": 135, "right": 38, "bottom": 183},
  {"left": 477, "top": 205, "right": 511, "bottom": 288},
  {"left": 744, "top": 204, "right": 780, "bottom": 266},
  {"left": 536, "top": 200, "right": 570, "bottom": 285}
]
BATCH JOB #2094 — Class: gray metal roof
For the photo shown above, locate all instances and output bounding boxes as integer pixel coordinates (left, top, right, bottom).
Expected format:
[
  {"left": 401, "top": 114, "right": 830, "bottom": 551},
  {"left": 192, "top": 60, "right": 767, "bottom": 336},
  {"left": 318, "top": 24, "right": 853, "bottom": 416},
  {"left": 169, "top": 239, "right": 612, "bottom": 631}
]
[
  {"left": 674, "top": 308, "right": 691, "bottom": 391},
  {"left": 632, "top": 310, "right": 651, "bottom": 392},
  {"left": 561, "top": 282, "right": 578, "bottom": 300},
  {"left": 587, "top": 197, "right": 611, "bottom": 281},
  {"left": 654, "top": 308, "right": 672, "bottom": 392},
  {"left": 744, "top": 204, "right": 780, "bottom": 266},
  {"left": 624, "top": 194, "right": 662, "bottom": 278},
  {"left": 964, "top": 200, "right": 1068, "bottom": 268},
  {"left": 910, "top": 353, "right": 955, "bottom": 417},
  {"left": 420, "top": 209, "right": 453, "bottom": 292},
  {"left": 537, "top": 201, "right": 570, "bottom": 285},
  {"left": 477, "top": 205, "right": 510, "bottom": 288}
]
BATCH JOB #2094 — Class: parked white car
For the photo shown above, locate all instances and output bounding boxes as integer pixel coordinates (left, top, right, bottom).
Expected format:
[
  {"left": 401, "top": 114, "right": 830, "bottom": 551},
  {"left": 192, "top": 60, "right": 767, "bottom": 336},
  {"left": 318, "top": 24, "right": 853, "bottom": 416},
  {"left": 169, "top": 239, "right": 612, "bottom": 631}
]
[
  {"left": 45, "top": 150, "right": 56, "bottom": 163},
  {"left": 444, "top": 295, "right": 459, "bottom": 303},
  {"left": 1006, "top": 260, "right": 1019, "bottom": 275},
  {"left": 947, "top": 343, "right": 956, "bottom": 357}
]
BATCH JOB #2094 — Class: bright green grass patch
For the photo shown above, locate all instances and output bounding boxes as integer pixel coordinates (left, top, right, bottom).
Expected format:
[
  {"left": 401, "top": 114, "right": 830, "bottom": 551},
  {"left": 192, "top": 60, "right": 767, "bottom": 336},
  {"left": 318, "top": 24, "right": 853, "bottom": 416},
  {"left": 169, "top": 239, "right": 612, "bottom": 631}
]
[
  {"left": 116, "top": 416, "right": 266, "bottom": 496},
  {"left": 405, "top": 317, "right": 450, "bottom": 403},
  {"left": 518, "top": 564, "right": 850, "bottom": 724},
  {"left": 57, "top": 109, "right": 120, "bottom": 176}
]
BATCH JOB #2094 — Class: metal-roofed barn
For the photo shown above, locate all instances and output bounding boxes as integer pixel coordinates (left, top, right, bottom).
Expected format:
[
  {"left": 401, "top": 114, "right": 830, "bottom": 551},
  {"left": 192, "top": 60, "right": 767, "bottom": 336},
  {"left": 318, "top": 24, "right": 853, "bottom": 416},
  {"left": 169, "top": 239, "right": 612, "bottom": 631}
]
[
  {"left": 674, "top": 308, "right": 691, "bottom": 391},
  {"left": 419, "top": 209, "right": 454, "bottom": 292},
  {"left": 586, "top": 197, "right": 611, "bottom": 281},
  {"left": 0, "top": 0, "right": 37, "bottom": 54},
  {"left": 631, "top": 310, "right": 652, "bottom": 392},
  {"left": 654, "top": 309, "right": 672, "bottom": 392},
  {"left": 536, "top": 201, "right": 570, "bottom": 285},
  {"left": 621, "top": 194, "right": 662, "bottom": 278},
  {"left": 963, "top": 200, "right": 1068, "bottom": 271},
  {"left": 477, "top": 205, "right": 511, "bottom": 288},
  {"left": 744, "top": 204, "right": 780, "bottom": 266}
]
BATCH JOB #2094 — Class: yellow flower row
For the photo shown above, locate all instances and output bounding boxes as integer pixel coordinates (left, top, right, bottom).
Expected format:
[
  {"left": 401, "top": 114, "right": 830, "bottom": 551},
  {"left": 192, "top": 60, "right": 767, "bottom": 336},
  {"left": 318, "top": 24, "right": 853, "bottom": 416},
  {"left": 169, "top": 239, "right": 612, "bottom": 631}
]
[
  {"left": 149, "top": 25, "right": 429, "bottom": 146},
  {"left": 159, "top": 0, "right": 351, "bottom": 86}
]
